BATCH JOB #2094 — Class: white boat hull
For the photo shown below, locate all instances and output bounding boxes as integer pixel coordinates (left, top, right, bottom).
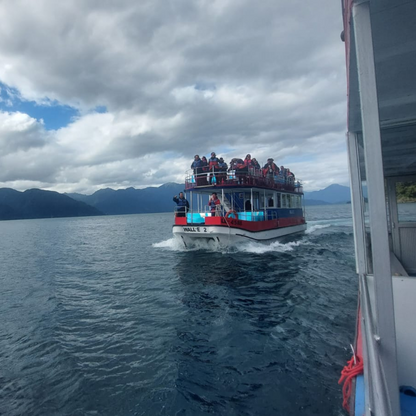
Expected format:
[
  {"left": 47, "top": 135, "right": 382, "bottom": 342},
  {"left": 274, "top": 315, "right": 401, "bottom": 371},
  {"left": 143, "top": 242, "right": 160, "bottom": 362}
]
[{"left": 172, "top": 223, "right": 307, "bottom": 247}]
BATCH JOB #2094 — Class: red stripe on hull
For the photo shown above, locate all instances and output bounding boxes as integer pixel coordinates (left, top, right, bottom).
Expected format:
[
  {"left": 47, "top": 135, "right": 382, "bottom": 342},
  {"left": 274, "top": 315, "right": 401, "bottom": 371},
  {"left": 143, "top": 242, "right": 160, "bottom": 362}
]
[
  {"left": 204, "top": 216, "right": 305, "bottom": 231},
  {"left": 174, "top": 215, "right": 305, "bottom": 230}
]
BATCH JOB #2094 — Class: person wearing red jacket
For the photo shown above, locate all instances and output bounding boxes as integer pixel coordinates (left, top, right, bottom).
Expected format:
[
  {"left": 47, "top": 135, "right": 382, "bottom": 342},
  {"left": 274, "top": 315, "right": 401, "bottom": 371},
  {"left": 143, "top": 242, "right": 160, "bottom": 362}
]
[
  {"left": 208, "top": 192, "right": 221, "bottom": 216},
  {"left": 262, "top": 158, "right": 279, "bottom": 177},
  {"left": 244, "top": 154, "right": 253, "bottom": 167}
]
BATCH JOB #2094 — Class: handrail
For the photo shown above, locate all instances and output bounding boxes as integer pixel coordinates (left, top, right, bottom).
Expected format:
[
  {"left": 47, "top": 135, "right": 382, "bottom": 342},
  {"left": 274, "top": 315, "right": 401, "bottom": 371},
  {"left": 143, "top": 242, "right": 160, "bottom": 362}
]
[
  {"left": 185, "top": 168, "right": 303, "bottom": 193},
  {"left": 360, "top": 273, "right": 392, "bottom": 415}
]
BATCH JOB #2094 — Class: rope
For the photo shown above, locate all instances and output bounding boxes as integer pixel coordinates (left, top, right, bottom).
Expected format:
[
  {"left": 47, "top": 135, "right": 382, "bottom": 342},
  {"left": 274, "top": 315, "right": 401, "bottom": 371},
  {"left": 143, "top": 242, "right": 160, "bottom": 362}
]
[{"left": 338, "top": 355, "right": 364, "bottom": 413}]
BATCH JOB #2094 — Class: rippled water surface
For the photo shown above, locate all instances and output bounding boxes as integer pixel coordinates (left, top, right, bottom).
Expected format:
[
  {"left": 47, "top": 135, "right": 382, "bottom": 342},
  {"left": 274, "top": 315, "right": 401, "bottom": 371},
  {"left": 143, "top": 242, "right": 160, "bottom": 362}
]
[{"left": 0, "top": 205, "right": 357, "bottom": 415}]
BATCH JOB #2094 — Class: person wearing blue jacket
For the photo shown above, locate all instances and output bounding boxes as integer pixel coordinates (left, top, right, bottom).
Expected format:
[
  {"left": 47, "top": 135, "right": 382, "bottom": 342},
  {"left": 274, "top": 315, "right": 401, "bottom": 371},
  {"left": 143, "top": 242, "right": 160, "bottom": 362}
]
[
  {"left": 173, "top": 192, "right": 189, "bottom": 217},
  {"left": 191, "top": 155, "right": 203, "bottom": 185}
]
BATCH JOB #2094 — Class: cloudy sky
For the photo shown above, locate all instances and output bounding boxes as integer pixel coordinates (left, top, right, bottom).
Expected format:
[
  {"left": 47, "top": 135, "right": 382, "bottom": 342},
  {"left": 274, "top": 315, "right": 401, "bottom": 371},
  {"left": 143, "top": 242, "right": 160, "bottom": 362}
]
[{"left": 0, "top": 0, "right": 347, "bottom": 194}]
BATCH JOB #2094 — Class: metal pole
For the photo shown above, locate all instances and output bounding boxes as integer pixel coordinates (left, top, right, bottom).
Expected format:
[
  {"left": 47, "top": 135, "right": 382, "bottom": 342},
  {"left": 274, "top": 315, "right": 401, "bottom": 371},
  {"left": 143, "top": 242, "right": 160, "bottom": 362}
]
[
  {"left": 221, "top": 188, "right": 224, "bottom": 216},
  {"left": 251, "top": 189, "right": 253, "bottom": 213},
  {"left": 347, "top": 132, "right": 367, "bottom": 275},
  {"left": 353, "top": 2, "right": 400, "bottom": 414}
]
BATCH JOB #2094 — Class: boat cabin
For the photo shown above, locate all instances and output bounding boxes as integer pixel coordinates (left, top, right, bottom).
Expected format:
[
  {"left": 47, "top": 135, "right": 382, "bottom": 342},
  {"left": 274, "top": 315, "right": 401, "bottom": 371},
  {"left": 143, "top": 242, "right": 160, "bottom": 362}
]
[
  {"left": 342, "top": 0, "right": 416, "bottom": 414},
  {"left": 176, "top": 168, "right": 304, "bottom": 227},
  {"left": 172, "top": 167, "right": 306, "bottom": 245}
]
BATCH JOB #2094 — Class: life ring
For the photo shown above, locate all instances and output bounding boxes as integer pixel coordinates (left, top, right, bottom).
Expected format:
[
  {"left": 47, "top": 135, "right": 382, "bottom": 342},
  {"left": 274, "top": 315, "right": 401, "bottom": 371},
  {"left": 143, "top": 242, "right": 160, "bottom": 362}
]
[{"left": 225, "top": 210, "right": 237, "bottom": 219}]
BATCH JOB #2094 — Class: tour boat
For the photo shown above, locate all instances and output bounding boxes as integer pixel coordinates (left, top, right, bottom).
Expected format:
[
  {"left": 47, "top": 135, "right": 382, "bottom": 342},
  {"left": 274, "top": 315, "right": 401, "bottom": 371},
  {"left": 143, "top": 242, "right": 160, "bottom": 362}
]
[
  {"left": 340, "top": 1, "right": 416, "bottom": 415},
  {"left": 172, "top": 167, "right": 306, "bottom": 247}
]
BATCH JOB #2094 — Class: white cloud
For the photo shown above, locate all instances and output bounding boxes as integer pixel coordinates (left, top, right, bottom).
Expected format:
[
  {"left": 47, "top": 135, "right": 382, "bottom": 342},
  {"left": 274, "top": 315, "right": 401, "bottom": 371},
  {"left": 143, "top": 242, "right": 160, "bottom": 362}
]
[{"left": 0, "top": 0, "right": 348, "bottom": 193}]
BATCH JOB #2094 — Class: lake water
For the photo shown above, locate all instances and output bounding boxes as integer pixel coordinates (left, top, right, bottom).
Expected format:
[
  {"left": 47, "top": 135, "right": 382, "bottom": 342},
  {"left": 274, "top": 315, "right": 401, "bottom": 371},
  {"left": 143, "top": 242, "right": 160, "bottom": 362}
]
[{"left": 0, "top": 205, "right": 357, "bottom": 415}]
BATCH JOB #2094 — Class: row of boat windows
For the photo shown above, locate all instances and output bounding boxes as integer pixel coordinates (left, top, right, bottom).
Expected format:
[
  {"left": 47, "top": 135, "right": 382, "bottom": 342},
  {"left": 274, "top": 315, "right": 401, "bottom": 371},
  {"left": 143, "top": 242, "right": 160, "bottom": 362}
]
[{"left": 244, "top": 192, "right": 302, "bottom": 210}]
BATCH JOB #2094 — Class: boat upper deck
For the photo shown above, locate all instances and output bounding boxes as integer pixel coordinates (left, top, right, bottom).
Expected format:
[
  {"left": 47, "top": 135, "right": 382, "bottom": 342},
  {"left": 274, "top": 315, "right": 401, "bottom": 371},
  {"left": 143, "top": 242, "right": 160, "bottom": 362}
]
[{"left": 185, "top": 169, "right": 303, "bottom": 194}]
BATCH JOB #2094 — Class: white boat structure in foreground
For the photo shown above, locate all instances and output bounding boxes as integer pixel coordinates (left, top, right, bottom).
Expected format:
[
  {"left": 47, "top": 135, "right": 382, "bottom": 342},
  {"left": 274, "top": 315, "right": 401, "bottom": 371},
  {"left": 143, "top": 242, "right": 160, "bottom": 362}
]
[
  {"left": 172, "top": 167, "right": 306, "bottom": 247},
  {"left": 341, "top": 0, "right": 416, "bottom": 415}
]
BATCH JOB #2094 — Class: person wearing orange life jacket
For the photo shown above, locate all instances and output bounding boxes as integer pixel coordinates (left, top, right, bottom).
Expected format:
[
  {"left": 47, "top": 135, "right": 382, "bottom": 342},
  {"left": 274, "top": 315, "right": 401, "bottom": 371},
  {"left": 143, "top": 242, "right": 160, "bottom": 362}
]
[
  {"left": 244, "top": 154, "right": 253, "bottom": 168},
  {"left": 262, "top": 158, "right": 279, "bottom": 177}
]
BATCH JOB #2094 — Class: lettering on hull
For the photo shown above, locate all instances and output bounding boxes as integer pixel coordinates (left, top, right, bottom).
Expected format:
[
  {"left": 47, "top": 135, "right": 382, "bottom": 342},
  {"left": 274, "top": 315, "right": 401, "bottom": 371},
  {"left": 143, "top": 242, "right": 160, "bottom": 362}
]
[
  {"left": 220, "top": 218, "right": 242, "bottom": 226},
  {"left": 183, "top": 227, "right": 207, "bottom": 233}
]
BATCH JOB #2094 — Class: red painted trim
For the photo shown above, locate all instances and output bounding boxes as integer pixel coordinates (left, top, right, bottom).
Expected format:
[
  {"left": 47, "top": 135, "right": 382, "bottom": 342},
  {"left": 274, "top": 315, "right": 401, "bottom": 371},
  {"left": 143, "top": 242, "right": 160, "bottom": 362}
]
[
  {"left": 174, "top": 217, "right": 187, "bottom": 225},
  {"left": 204, "top": 216, "right": 305, "bottom": 231}
]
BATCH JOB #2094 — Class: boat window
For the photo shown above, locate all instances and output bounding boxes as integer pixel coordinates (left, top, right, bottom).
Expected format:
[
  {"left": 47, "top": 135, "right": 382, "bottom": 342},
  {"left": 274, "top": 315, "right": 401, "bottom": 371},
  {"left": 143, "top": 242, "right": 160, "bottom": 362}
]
[
  {"left": 277, "top": 193, "right": 281, "bottom": 208},
  {"left": 396, "top": 181, "right": 416, "bottom": 222}
]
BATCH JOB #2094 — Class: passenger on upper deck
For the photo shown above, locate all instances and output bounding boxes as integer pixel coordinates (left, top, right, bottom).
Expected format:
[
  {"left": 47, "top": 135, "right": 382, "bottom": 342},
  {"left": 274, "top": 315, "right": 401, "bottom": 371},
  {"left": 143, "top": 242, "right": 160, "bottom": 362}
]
[
  {"left": 230, "top": 157, "right": 248, "bottom": 183},
  {"left": 208, "top": 152, "right": 219, "bottom": 184},
  {"left": 191, "top": 155, "right": 202, "bottom": 169},
  {"left": 244, "top": 154, "right": 253, "bottom": 167},
  {"left": 218, "top": 158, "right": 227, "bottom": 170},
  {"left": 201, "top": 156, "right": 208, "bottom": 170},
  {"left": 191, "top": 155, "right": 204, "bottom": 185},
  {"left": 208, "top": 152, "right": 219, "bottom": 169},
  {"left": 229, "top": 158, "right": 244, "bottom": 170},
  {"left": 263, "top": 158, "right": 279, "bottom": 177},
  {"left": 286, "top": 168, "right": 295, "bottom": 185},
  {"left": 252, "top": 158, "right": 260, "bottom": 169},
  {"left": 216, "top": 157, "right": 227, "bottom": 184}
]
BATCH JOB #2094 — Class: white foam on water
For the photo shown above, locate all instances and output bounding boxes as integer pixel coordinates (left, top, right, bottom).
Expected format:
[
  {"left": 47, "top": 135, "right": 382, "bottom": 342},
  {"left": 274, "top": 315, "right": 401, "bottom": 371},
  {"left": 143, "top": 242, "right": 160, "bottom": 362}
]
[
  {"left": 152, "top": 238, "right": 186, "bottom": 251},
  {"left": 152, "top": 237, "right": 219, "bottom": 252},
  {"left": 236, "top": 239, "right": 306, "bottom": 254},
  {"left": 305, "top": 224, "right": 331, "bottom": 234}
]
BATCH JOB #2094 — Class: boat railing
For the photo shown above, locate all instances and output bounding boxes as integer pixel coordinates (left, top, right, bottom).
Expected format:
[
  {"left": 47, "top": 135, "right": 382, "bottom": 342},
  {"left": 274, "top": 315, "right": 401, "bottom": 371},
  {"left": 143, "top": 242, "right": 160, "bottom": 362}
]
[
  {"left": 176, "top": 204, "right": 269, "bottom": 223},
  {"left": 185, "top": 168, "right": 303, "bottom": 193}
]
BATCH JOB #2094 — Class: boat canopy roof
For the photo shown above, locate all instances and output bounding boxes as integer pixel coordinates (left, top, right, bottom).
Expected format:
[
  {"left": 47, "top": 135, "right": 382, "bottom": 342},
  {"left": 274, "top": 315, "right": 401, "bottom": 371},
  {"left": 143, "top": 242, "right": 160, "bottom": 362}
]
[{"left": 343, "top": 0, "right": 416, "bottom": 177}]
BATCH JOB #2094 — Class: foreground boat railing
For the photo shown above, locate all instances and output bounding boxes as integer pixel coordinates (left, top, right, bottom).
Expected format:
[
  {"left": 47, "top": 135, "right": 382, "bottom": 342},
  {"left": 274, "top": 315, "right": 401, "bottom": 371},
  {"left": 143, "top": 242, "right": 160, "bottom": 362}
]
[{"left": 360, "top": 273, "right": 392, "bottom": 415}]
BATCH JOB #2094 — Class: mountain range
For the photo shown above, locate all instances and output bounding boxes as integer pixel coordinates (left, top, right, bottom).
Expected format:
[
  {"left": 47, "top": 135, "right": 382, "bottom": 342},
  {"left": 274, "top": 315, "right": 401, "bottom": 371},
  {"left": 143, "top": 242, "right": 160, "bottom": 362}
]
[
  {"left": 67, "top": 183, "right": 186, "bottom": 215},
  {"left": 303, "top": 184, "right": 351, "bottom": 205},
  {"left": 0, "top": 188, "right": 102, "bottom": 220},
  {"left": 0, "top": 183, "right": 351, "bottom": 221}
]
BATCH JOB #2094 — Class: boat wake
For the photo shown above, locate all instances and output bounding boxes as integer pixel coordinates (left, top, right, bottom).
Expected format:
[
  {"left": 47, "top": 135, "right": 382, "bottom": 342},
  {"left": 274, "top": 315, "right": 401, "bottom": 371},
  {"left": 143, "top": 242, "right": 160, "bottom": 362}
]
[
  {"left": 153, "top": 236, "right": 308, "bottom": 254},
  {"left": 236, "top": 239, "right": 306, "bottom": 254},
  {"left": 305, "top": 224, "right": 331, "bottom": 234},
  {"left": 154, "top": 220, "right": 349, "bottom": 254},
  {"left": 152, "top": 238, "right": 186, "bottom": 251}
]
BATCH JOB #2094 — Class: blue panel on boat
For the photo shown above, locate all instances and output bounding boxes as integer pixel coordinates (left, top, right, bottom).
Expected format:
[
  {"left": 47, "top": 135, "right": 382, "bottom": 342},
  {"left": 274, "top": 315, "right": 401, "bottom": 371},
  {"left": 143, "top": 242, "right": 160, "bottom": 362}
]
[
  {"left": 355, "top": 375, "right": 365, "bottom": 416},
  {"left": 275, "top": 208, "right": 303, "bottom": 218},
  {"left": 239, "top": 212, "right": 264, "bottom": 221},
  {"left": 187, "top": 213, "right": 205, "bottom": 223},
  {"left": 400, "top": 386, "right": 416, "bottom": 416}
]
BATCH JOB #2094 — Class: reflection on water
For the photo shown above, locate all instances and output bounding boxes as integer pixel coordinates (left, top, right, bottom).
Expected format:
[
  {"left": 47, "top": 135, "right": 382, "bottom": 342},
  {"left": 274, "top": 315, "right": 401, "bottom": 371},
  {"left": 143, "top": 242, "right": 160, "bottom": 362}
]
[{"left": 0, "top": 206, "right": 357, "bottom": 416}]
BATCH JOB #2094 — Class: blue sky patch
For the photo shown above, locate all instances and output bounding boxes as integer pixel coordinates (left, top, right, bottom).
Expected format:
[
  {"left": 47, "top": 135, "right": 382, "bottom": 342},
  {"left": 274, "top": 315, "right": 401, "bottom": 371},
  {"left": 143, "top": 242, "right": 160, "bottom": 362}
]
[{"left": 0, "top": 82, "right": 79, "bottom": 131}]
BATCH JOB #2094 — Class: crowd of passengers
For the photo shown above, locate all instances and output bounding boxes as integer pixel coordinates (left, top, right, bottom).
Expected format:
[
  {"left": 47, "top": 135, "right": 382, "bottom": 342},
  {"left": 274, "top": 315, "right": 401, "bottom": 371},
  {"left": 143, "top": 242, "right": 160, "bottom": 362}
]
[{"left": 190, "top": 152, "right": 296, "bottom": 185}]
